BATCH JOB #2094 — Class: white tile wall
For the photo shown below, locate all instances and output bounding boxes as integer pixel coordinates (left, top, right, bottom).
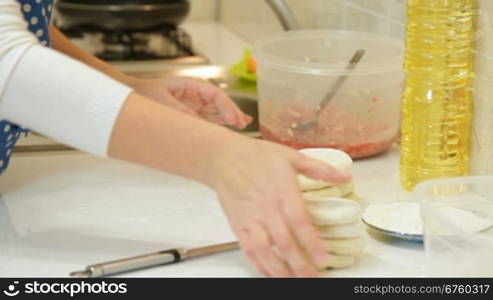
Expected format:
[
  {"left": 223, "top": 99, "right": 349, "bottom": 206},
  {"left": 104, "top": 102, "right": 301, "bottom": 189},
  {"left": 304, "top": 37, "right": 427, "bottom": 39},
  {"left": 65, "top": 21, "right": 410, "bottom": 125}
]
[
  {"left": 187, "top": 0, "right": 218, "bottom": 22},
  {"left": 218, "top": 0, "right": 407, "bottom": 43},
  {"left": 218, "top": 0, "right": 282, "bottom": 41}
]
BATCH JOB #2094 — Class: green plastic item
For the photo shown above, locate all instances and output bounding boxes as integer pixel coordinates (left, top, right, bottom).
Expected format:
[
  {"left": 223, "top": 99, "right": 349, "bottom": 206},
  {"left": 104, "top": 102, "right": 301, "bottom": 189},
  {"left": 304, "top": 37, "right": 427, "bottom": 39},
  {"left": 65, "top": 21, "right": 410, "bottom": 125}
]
[{"left": 230, "top": 49, "right": 257, "bottom": 84}]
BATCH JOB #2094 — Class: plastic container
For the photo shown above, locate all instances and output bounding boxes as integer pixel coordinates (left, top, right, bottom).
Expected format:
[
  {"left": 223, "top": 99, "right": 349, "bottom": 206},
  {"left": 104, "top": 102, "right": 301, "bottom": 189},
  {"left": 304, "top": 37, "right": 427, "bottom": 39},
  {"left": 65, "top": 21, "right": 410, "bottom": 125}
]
[
  {"left": 415, "top": 176, "right": 493, "bottom": 277},
  {"left": 253, "top": 30, "right": 404, "bottom": 159}
]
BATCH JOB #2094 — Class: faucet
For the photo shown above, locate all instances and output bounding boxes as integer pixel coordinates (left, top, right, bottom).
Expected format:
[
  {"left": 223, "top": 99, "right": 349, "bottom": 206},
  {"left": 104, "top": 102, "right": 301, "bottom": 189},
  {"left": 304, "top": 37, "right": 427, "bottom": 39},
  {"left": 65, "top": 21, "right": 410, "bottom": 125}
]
[{"left": 265, "top": 0, "right": 300, "bottom": 31}]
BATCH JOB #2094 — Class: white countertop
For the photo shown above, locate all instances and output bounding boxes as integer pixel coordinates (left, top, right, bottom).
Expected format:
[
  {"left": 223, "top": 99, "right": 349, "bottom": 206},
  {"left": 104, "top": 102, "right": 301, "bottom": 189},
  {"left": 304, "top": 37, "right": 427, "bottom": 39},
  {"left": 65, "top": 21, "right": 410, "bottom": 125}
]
[{"left": 0, "top": 145, "right": 427, "bottom": 277}]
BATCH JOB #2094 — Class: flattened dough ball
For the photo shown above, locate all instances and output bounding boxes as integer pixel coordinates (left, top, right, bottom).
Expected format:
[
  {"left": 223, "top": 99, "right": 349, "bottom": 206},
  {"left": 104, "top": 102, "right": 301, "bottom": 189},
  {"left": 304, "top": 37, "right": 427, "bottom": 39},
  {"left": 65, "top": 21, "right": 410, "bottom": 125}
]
[
  {"left": 303, "top": 182, "right": 355, "bottom": 202},
  {"left": 307, "top": 197, "right": 362, "bottom": 226},
  {"left": 321, "top": 237, "right": 366, "bottom": 256},
  {"left": 297, "top": 148, "right": 353, "bottom": 191},
  {"left": 318, "top": 253, "right": 356, "bottom": 269},
  {"left": 318, "top": 221, "right": 364, "bottom": 239}
]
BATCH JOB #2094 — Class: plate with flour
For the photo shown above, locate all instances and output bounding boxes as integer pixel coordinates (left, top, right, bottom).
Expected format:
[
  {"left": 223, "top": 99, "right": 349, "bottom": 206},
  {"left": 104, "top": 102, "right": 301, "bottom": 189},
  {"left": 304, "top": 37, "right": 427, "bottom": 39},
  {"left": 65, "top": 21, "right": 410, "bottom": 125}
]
[{"left": 362, "top": 202, "right": 493, "bottom": 243}]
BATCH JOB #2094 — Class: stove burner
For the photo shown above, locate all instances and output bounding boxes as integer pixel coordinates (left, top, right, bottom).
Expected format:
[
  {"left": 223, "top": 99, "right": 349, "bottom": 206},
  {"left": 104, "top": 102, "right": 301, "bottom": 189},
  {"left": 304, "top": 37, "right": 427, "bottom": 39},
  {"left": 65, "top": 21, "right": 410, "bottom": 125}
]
[{"left": 60, "top": 26, "right": 196, "bottom": 61}]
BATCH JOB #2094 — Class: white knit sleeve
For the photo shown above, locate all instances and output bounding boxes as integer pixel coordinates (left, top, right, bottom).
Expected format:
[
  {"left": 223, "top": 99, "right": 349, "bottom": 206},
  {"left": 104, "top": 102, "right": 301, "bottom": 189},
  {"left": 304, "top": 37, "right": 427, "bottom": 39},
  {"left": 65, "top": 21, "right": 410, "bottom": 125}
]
[{"left": 0, "top": 0, "right": 133, "bottom": 157}]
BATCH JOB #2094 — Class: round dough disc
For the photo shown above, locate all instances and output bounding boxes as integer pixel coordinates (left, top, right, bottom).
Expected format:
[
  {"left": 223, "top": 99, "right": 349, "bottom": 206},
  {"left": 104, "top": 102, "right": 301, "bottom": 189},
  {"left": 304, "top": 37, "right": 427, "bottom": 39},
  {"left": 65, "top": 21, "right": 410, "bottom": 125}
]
[
  {"left": 317, "top": 221, "right": 364, "bottom": 239},
  {"left": 303, "top": 182, "right": 355, "bottom": 202},
  {"left": 297, "top": 148, "right": 353, "bottom": 191},
  {"left": 321, "top": 237, "right": 366, "bottom": 256},
  {"left": 307, "top": 197, "right": 362, "bottom": 226},
  {"left": 318, "top": 253, "right": 356, "bottom": 269}
]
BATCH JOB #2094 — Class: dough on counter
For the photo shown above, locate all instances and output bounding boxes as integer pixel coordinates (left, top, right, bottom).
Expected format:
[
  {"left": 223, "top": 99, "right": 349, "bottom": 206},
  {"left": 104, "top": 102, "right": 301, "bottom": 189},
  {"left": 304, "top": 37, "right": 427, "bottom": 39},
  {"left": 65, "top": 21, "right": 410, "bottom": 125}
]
[
  {"left": 339, "top": 182, "right": 356, "bottom": 197},
  {"left": 317, "top": 221, "right": 364, "bottom": 239},
  {"left": 321, "top": 237, "right": 366, "bottom": 256},
  {"left": 318, "top": 253, "right": 356, "bottom": 269},
  {"left": 298, "top": 148, "right": 353, "bottom": 191},
  {"left": 345, "top": 192, "right": 364, "bottom": 204},
  {"left": 296, "top": 148, "right": 364, "bottom": 270},
  {"left": 303, "top": 182, "right": 355, "bottom": 202},
  {"left": 307, "top": 197, "right": 361, "bottom": 226}
]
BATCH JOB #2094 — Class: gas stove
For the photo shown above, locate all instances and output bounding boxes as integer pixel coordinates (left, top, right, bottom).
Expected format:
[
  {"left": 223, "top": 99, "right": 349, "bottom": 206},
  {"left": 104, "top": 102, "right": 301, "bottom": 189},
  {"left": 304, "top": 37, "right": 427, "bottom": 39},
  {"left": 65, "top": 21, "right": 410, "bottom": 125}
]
[{"left": 58, "top": 25, "right": 209, "bottom": 76}]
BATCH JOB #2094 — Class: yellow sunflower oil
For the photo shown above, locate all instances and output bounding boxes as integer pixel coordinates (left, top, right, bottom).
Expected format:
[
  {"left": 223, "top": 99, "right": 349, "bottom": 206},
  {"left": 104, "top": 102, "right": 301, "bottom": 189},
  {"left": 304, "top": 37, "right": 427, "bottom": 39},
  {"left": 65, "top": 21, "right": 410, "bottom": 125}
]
[{"left": 400, "top": 0, "right": 477, "bottom": 191}]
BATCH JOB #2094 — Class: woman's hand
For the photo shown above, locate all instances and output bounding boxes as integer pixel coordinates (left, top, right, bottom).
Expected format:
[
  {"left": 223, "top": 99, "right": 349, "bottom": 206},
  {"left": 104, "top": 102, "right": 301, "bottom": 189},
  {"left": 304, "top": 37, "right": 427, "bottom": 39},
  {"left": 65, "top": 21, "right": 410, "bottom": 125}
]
[
  {"left": 206, "top": 137, "right": 351, "bottom": 277},
  {"left": 110, "top": 92, "right": 349, "bottom": 277},
  {"left": 132, "top": 77, "right": 252, "bottom": 129}
]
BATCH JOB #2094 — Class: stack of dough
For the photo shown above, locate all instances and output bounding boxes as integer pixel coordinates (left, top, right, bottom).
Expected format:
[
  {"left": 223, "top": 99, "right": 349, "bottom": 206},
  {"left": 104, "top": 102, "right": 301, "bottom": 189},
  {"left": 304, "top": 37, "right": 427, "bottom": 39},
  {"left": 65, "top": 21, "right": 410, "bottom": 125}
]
[{"left": 298, "top": 148, "right": 365, "bottom": 270}]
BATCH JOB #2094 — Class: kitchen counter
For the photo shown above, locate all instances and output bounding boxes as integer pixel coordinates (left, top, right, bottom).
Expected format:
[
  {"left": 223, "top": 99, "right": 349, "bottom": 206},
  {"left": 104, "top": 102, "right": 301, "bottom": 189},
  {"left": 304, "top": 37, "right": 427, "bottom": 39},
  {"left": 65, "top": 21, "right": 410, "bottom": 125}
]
[
  {"left": 0, "top": 145, "right": 427, "bottom": 277},
  {"left": 1, "top": 22, "right": 426, "bottom": 277}
]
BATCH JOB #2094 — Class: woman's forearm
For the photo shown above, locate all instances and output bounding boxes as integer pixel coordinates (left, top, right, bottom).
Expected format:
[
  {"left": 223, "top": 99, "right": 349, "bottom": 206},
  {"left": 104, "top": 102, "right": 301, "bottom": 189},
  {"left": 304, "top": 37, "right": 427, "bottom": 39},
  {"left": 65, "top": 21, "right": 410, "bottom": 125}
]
[
  {"left": 49, "top": 26, "right": 139, "bottom": 87},
  {"left": 108, "top": 92, "right": 239, "bottom": 185}
]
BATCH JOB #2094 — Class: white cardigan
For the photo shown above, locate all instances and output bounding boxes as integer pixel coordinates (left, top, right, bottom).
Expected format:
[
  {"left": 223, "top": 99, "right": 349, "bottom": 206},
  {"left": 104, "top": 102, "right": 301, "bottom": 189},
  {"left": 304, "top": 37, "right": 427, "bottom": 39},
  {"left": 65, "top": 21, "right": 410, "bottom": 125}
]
[{"left": 0, "top": 0, "right": 133, "bottom": 157}]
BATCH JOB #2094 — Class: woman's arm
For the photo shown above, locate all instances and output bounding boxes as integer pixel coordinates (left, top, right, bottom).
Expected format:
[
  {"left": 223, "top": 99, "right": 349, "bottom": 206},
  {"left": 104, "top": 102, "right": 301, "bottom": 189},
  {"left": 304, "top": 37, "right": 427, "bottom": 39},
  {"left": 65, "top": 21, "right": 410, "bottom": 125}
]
[
  {"left": 49, "top": 26, "right": 250, "bottom": 128},
  {"left": 0, "top": 1, "right": 131, "bottom": 155},
  {"left": 109, "top": 92, "right": 350, "bottom": 277}
]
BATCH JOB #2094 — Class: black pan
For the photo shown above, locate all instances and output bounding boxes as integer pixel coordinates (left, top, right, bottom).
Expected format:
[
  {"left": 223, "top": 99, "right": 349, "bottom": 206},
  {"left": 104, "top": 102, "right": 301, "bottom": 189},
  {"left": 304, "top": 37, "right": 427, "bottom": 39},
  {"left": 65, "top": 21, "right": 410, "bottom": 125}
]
[{"left": 55, "top": 0, "right": 190, "bottom": 32}]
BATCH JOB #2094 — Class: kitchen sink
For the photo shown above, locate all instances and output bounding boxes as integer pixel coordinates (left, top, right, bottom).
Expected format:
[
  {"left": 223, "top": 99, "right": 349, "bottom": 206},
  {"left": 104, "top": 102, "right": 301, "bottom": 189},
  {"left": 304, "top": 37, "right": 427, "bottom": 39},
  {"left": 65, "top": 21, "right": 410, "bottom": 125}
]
[
  {"left": 132, "top": 65, "right": 260, "bottom": 138},
  {"left": 224, "top": 94, "right": 259, "bottom": 137}
]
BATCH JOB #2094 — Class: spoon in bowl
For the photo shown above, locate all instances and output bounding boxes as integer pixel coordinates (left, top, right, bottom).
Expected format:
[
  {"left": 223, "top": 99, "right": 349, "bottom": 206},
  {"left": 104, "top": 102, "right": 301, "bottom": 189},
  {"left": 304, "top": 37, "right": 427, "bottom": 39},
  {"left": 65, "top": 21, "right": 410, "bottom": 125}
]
[{"left": 290, "top": 49, "right": 366, "bottom": 132}]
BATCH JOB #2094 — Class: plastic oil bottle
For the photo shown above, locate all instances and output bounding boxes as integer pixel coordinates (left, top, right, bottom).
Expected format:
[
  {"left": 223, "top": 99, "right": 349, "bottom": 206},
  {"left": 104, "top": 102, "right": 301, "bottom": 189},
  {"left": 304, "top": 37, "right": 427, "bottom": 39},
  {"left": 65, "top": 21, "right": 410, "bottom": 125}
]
[{"left": 400, "top": 0, "right": 477, "bottom": 191}]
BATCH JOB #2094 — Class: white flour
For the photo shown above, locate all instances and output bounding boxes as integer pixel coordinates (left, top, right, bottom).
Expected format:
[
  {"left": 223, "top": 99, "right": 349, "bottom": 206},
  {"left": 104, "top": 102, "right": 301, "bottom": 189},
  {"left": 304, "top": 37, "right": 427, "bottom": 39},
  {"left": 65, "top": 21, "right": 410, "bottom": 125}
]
[
  {"left": 363, "top": 202, "right": 422, "bottom": 235},
  {"left": 362, "top": 202, "right": 493, "bottom": 236}
]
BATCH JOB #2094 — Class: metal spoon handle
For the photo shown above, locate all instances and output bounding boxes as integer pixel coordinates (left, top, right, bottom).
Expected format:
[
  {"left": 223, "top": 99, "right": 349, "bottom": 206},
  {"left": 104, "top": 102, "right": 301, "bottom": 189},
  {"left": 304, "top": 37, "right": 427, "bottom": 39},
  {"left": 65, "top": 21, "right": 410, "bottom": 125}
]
[{"left": 318, "top": 49, "right": 366, "bottom": 110}]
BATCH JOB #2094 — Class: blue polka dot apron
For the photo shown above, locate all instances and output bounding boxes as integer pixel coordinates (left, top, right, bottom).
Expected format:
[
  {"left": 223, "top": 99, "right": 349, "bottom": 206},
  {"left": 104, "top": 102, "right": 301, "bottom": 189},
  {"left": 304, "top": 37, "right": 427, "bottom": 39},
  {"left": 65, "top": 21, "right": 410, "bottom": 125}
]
[{"left": 0, "top": 0, "right": 53, "bottom": 174}]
